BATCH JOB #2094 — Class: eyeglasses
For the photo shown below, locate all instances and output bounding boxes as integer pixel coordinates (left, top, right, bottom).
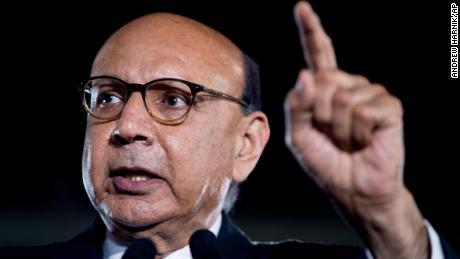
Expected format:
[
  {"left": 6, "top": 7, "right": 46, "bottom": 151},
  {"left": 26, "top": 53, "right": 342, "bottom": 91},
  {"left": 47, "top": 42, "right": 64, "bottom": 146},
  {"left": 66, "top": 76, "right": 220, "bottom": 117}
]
[{"left": 81, "top": 76, "right": 249, "bottom": 125}]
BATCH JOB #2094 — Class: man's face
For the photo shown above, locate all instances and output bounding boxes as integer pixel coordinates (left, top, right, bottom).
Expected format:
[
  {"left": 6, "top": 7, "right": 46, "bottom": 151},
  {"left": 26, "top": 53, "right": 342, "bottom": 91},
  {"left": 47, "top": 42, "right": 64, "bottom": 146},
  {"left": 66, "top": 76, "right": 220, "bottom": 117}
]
[{"left": 82, "top": 14, "right": 245, "bottom": 235}]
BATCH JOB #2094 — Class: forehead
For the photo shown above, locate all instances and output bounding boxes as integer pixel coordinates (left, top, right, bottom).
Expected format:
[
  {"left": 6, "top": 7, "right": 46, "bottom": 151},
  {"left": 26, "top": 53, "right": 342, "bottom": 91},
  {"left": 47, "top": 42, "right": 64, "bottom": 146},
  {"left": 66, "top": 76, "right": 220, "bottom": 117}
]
[{"left": 92, "top": 13, "right": 244, "bottom": 95}]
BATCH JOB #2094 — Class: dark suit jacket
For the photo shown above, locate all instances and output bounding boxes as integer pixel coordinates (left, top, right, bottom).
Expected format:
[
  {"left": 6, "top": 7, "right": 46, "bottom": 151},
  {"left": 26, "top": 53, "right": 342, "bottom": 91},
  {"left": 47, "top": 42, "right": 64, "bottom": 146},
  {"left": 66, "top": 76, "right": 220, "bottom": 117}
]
[{"left": 1, "top": 214, "right": 458, "bottom": 259}]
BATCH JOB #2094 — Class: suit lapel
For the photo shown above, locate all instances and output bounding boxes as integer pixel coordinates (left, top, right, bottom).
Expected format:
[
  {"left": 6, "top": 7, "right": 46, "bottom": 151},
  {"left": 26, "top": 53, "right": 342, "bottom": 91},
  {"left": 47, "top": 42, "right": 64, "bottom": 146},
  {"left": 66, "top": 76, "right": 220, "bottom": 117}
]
[
  {"left": 217, "top": 213, "right": 268, "bottom": 259},
  {"left": 51, "top": 218, "right": 105, "bottom": 259}
]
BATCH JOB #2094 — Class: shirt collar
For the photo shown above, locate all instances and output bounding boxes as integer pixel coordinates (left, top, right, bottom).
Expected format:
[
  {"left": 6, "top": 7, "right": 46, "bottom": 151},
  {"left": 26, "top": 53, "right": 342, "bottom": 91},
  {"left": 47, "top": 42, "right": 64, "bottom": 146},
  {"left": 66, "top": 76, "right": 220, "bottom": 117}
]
[{"left": 102, "top": 215, "right": 222, "bottom": 259}]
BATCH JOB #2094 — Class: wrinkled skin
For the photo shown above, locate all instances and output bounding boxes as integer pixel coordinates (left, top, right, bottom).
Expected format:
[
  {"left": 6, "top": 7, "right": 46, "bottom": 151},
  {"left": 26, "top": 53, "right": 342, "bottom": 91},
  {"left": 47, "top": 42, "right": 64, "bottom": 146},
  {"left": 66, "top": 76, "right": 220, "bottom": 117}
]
[
  {"left": 82, "top": 13, "right": 270, "bottom": 257},
  {"left": 284, "top": 2, "right": 428, "bottom": 258}
]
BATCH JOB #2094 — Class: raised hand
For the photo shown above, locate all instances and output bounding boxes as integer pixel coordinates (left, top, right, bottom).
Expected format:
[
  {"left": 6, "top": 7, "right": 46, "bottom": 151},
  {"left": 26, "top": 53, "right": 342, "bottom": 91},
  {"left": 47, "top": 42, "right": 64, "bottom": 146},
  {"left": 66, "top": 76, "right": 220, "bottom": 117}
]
[{"left": 284, "top": 2, "right": 428, "bottom": 258}]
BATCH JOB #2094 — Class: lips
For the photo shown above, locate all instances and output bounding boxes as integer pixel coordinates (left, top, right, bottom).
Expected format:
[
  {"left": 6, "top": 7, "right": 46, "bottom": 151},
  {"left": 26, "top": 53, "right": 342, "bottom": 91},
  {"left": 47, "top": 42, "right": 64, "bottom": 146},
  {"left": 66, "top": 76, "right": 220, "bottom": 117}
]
[{"left": 110, "top": 167, "right": 164, "bottom": 194}]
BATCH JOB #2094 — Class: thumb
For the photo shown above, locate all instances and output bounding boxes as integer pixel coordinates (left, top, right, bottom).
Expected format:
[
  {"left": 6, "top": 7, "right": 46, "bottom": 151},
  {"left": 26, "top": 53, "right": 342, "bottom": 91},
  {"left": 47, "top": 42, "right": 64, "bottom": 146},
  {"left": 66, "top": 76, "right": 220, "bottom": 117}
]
[
  {"left": 284, "top": 69, "right": 338, "bottom": 184},
  {"left": 284, "top": 69, "right": 316, "bottom": 130},
  {"left": 284, "top": 69, "right": 316, "bottom": 147}
]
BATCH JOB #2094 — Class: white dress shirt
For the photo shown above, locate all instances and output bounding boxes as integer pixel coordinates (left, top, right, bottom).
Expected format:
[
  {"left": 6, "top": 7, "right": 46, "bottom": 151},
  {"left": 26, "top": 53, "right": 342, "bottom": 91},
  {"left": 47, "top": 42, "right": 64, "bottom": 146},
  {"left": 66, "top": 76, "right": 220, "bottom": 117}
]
[
  {"left": 103, "top": 216, "right": 222, "bottom": 259},
  {"left": 103, "top": 216, "right": 444, "bottom": 259}
]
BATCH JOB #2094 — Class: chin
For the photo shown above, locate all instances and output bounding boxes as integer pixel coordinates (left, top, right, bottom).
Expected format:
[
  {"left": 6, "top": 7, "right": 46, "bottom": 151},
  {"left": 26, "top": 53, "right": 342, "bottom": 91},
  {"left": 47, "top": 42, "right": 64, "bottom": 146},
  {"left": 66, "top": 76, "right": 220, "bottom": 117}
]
[{"left": 99, "top": 195, "right": 176, "bottom": 229}]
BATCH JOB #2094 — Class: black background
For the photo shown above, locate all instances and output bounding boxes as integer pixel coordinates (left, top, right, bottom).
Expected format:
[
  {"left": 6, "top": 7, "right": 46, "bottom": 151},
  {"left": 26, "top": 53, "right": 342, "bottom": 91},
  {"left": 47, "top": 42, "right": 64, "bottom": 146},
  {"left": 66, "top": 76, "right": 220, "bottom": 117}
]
[{"left": 2, "top": 0, "right": 459, "bottom": 254}]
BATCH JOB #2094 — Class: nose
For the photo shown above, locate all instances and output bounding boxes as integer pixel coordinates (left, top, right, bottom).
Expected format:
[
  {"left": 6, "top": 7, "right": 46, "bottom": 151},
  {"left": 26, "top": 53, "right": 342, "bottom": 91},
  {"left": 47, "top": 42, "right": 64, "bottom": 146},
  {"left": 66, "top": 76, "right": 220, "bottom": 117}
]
[{"left": 110, "top": 92, "right": 155, "bottom": 146}]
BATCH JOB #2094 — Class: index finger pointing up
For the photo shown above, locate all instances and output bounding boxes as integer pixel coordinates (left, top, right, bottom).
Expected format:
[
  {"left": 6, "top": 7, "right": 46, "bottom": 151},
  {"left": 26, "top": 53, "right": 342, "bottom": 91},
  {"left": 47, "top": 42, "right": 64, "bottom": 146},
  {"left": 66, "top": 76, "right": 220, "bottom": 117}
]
[{"left": 294, "top": 1, "right": 337, "bottom": 71}]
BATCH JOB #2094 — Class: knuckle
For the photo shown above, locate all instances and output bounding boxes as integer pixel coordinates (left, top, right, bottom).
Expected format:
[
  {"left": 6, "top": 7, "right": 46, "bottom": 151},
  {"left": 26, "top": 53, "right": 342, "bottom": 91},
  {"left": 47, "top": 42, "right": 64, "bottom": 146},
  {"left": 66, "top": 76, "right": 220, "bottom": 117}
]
[
  {"left": 353, "top": 74, "right": 370, "bottom": 85},
  {"left": 354, "top": 105, "right": 373, "bottom": 124},
  {"left": 314, "top": 68, "right": 338, "bottom": 84},
  {"left": 378, "top": 93, "right": 402, "bottom": 109},
  {"left": 389, "top": 97, "right": 404, "bottom": 115},
  {"left": 314, "top": 70, "right": 327, "bottom": 83},
  {"left": 371, "top": 83, "right": 388, "bottom": 93},
  {"left": 333, "top": 90, "right": 352, "bottom": 107},
  {"left": 368, "top": 86, "right": 388, "bottom": 98},
  {"left": 316, "top": 82, "right": 335, "bottom": 96}
]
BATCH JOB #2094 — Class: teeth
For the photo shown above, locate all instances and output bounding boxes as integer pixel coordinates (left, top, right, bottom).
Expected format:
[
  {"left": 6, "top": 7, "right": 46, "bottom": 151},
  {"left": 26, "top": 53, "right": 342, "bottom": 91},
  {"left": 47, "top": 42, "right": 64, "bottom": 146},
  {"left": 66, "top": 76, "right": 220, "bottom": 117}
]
[{"left": 128, "top": 175, "right": 150, "bottom": 182}]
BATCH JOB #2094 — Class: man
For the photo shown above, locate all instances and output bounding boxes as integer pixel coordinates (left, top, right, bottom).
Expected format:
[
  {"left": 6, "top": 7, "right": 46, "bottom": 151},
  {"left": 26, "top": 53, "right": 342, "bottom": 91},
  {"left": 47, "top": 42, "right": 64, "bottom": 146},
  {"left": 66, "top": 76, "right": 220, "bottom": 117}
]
[{"left": 1, "top": 1, "right": 457, "bottom": 258}]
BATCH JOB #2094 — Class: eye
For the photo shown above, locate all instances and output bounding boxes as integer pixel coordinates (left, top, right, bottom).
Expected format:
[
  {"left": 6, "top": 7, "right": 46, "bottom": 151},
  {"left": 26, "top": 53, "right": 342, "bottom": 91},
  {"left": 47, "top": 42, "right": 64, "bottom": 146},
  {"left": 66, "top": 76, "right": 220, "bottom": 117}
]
[
  {"left": 162, "top": 91, "right": 190, "bottom": 108},
  {"left": 96, "top": 91, "right": 123, "bottom": 107},
  {"left": 147, "top": 81, "right": 192, "bottom": 111}
]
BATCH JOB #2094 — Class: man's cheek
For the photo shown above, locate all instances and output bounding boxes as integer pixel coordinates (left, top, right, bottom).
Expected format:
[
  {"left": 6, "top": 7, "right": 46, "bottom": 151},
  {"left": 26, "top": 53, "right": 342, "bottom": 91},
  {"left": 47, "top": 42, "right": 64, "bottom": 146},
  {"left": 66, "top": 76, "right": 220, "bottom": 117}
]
[
  {"left": 84, "top": 140, "right": 108, "bottom": 194},
  {"left": 165, "top": 135, "right": 180, "bottom": 150},
  {"left": 87, "top": 122, "right": 114, "bottom": 140}
]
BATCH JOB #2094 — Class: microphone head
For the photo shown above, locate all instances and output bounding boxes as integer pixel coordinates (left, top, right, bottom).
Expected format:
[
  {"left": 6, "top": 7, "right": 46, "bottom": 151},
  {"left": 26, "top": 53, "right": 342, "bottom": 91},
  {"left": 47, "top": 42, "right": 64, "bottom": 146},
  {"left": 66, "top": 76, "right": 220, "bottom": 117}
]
[
  {"left": 122, "top": 238, "right": 156, "bottom": 259},
  {"left": 190, "top": 229, "right": 221, "bottom": 259}
]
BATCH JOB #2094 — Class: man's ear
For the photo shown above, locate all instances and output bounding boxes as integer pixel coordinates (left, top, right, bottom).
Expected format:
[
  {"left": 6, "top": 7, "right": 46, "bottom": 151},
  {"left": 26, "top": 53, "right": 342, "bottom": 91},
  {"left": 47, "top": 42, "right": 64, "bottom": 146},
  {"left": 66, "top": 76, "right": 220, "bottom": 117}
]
[{"left": 233, "top": 111, "right": 270, "bottom": 182}]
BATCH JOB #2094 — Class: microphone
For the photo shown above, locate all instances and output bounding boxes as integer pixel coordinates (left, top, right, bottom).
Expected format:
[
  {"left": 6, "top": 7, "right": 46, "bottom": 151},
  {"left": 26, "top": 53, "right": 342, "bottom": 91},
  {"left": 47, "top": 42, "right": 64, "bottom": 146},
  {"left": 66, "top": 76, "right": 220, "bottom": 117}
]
[
  {"left": 189, "top": 229, "right": 221, "bottom": 259},
  {"left": 122, "top": 238, "right": 156, "bottom": 259}
]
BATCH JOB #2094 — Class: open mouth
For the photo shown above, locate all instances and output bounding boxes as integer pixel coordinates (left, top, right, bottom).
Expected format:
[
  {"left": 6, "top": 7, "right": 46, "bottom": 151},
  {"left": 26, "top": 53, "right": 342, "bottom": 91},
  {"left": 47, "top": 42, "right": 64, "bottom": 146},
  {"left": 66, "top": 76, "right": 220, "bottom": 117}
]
[
  {"left": 110, "top": 168, "right": 163, "bottom": 194},
  {"left": 111, "top": 169, "right": 156, "bottom": 181}
]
